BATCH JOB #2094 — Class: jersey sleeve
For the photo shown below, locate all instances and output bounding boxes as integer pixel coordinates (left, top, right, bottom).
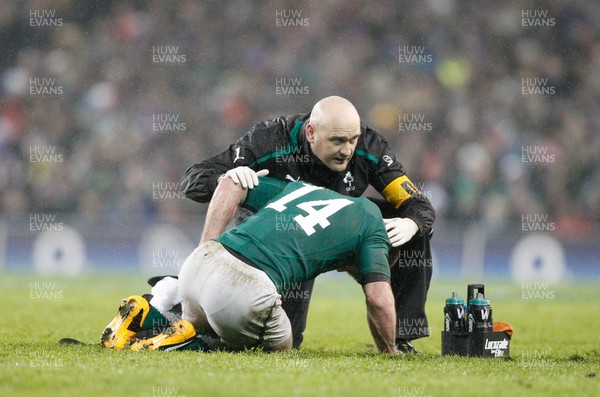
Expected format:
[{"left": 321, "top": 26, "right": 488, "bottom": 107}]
[
  {"left": 242, "top": 177, "right": 288, "bottom": 212},
  {"left": 356, "top": 201, "right": 391, "bottom": 285}
]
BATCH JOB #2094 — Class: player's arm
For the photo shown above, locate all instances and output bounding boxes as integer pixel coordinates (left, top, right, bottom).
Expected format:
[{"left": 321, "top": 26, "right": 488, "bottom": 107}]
[
  {"left": 356, "top": 202, "right": 398, "bottom": 354},
  {"left": 199, "top": 175, "right": 249, "bottom": 243},
  {"left": 199, "top": 175, "right": 286, "bottom": 243},
  {"left": 364, "top": 281, "right": 398, "bottom": 354}
]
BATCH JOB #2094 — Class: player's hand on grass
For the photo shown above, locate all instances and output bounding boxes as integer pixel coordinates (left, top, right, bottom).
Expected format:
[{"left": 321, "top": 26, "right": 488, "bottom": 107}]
[
  {"left": 383, "top": 218, "right": 418, "bottom": 247},
  {"left": 222, "top": 167, "right": 269, "bottom": 188}
]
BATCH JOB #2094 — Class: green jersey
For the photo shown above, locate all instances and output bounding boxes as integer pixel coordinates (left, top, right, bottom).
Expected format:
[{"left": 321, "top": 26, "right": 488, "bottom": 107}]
[{"left": 216, "top": 177, "right": 390, "bottom": 290}]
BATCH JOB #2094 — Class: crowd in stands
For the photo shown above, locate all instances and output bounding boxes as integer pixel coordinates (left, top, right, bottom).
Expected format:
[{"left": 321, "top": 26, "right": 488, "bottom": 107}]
[{"left": 1, "top": 0, "right": 598, "bottom": 239}]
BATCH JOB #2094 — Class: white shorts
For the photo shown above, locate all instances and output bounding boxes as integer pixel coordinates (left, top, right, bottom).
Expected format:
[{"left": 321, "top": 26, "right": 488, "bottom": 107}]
[{"left": 178, "top": 240, "right": 291, "bottom": 350}]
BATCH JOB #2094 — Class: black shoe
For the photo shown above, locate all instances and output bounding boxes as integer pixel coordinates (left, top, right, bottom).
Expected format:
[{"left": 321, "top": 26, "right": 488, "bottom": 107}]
[{"left": 396, "top": 340, "right": 420, "bottom": 355}]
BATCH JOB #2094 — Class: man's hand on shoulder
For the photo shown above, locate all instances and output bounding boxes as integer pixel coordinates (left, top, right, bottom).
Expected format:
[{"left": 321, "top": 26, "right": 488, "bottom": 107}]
[
  {"left": 221, "top": 167, "right": 269, "bottom": 189},
  {"left": 383, "top": 218, "right": 419, "bottom": 247}
]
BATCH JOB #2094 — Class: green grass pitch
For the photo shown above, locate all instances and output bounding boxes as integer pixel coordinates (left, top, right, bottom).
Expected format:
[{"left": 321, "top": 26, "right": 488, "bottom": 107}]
[{"left": 0, "top": 273, "right": 598, "bottom": 397}]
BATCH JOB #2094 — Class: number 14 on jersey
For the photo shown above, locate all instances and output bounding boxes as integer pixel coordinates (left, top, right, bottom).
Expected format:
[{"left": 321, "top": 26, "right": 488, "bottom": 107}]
[{"left": 266, "top": 185, "right": 353, "bottom": 236}]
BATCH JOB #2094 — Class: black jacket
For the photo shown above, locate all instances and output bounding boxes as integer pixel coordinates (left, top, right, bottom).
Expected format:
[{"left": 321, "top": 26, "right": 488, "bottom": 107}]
[{"left": 181, "top": 114, "right": 435, "bottom": 233}]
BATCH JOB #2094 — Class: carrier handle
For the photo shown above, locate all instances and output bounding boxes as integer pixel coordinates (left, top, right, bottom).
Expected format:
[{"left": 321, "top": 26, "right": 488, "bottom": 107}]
[{"left": 467, "top": 284, "right": 485, "bottom": 301}]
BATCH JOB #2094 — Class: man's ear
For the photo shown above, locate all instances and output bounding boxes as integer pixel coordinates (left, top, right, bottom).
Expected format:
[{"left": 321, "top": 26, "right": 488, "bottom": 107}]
[{"left": 305, "top": 123, "right": 315, "bottom": 144}]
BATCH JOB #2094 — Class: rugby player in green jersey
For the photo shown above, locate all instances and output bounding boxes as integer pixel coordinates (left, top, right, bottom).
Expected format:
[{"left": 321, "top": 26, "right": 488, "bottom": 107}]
[{"left": 122, "top": 174, "right": 399, "bottom": 354}]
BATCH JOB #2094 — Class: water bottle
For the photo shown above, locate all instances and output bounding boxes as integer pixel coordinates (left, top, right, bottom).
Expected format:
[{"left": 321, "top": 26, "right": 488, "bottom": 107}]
[
  {"left": 467, "top": 292, "right": 493, "bottom": 333},
  {"left": 444, "top": 292, "right": 465, "bottom": 332}
]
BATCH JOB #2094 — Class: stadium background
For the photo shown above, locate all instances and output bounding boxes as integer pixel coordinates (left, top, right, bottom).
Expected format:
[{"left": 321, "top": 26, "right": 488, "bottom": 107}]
[{"left": 0, "top": 0, "right": 598, "bottom": 282}]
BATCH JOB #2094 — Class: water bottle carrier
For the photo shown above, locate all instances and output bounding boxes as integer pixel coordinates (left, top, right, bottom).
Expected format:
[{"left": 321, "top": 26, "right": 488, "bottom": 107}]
[{"left": 441, "top": 284, "right": 511, "bottom": 357}]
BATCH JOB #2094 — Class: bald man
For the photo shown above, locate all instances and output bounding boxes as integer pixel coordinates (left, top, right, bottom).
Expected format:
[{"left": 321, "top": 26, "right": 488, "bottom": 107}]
[{"left": 181, "top": 96, "right": 435, "bottom": 353}]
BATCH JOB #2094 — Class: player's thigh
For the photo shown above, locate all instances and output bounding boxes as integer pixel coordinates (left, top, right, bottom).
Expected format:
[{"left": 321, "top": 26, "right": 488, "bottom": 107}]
[
  {"left": 178, "top": 242, "right": 221, "bottom": 330},
  {"left": 178, "top": 241, "right": 291, "bottom": 349},
  {"left": 198, "top": 257, "right": 289, "bottom": 349},
  {"left": 261, "top": 303, "right": 293, "bottom": 351}
]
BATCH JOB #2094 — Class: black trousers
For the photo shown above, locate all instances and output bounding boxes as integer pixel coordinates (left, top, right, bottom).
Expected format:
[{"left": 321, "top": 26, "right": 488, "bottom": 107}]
[
  {"left": 389, "top": 232, "right": 433, "bottom": 341},
  {"left": 281, "top": 231, "right": 433, "bottom": 348},
  {"left": 280, "top": 279, "right": 315, "bottom": 348}
]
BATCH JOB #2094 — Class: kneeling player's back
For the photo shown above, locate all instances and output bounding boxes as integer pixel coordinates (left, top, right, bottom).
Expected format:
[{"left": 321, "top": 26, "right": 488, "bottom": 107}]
[{"left": 216, "top": 178, "right": 390, "bottom": 289}]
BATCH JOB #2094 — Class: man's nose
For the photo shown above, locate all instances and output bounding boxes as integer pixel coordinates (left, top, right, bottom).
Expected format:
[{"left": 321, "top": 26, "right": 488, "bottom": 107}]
[{"left": 340, "top": 143, "right": 353, "bottom": 157}]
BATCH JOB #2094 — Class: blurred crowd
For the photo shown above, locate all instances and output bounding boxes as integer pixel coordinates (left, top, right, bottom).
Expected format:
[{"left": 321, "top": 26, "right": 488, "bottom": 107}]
[{"left": 0, "top": 0, "right": 598, "bottom": 238}]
